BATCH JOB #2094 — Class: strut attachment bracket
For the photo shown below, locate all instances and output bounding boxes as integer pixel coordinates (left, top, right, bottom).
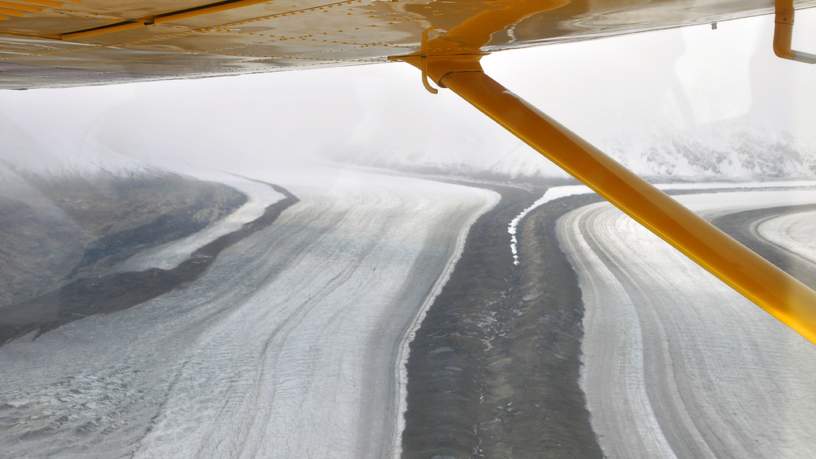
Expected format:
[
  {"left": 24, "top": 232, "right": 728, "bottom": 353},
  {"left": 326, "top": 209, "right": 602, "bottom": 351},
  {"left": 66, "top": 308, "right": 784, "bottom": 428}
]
[{"left": 774, "top": 0, "right": 816, "bottom": 63}]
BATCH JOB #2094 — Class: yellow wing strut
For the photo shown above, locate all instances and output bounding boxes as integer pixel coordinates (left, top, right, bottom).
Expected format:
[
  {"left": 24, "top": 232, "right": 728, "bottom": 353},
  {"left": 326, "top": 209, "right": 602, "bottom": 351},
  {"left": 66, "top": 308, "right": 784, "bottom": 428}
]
[{"left": 394, "top": 52, "right": 816, "bottom": 344}]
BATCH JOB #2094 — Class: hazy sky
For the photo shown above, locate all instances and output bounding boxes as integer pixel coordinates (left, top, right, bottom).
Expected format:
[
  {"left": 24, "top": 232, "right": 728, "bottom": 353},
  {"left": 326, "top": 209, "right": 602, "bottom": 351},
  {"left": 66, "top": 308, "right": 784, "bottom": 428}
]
[{"left": 0, "top": 10, "right": 814, "bottom": 176}]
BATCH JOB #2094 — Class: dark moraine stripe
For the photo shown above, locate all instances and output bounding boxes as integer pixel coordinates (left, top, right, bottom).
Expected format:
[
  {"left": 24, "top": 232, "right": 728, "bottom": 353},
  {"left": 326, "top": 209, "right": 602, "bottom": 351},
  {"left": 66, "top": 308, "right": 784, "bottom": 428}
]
[
  {"left": 401, "top": 180, "right": 603, "bottom": 459},
  {"left": 0, "top": 182, "right": 298, "bottom": 346}
]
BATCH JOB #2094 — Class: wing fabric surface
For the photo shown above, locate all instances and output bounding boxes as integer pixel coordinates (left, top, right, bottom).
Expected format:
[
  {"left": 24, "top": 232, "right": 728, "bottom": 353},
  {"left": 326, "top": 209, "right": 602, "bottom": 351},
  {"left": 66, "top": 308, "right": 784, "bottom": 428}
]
[{"left": 1, "top": 0, "right": 814, "bottom": 89}]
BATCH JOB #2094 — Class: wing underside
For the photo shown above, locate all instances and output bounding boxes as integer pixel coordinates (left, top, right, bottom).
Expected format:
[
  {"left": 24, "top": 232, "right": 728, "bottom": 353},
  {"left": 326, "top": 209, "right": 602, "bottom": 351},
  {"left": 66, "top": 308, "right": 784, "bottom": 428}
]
[{"left": 0, "top": 0, "right": 813, "bottom": 89}]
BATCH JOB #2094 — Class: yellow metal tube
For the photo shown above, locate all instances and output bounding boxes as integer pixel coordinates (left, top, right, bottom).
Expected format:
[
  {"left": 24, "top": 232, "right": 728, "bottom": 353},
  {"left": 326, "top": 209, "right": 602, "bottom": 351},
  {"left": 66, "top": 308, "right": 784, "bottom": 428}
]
[
  {"left": 433, "top": 60, "right": 816, "bottom": 344},
  {"left": 774, "top": 0, "right": 816, "bottom": 63}
]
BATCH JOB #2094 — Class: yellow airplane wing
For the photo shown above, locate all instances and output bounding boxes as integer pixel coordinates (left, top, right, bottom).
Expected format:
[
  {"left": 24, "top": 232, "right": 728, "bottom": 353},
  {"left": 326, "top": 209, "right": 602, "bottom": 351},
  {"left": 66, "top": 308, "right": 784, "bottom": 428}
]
[{"left": 0, "top": 0, "right": 814, "bottom": 89}]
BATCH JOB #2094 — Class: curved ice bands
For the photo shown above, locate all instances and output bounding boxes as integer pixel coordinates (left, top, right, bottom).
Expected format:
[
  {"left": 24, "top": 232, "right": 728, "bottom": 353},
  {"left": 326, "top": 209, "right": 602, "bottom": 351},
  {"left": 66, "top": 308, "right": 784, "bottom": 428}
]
[
  {"left": 0, "top": 168, "right": 498, "bottom": 459},
  {"left": 509, "top": 180, "right": 816, "bottom": 267},
  {"left": 757, "top": 209, "right": 816, "bottom": 266},
  {"left": 558, "top": 189, "right": 816, "bottom": 459}
]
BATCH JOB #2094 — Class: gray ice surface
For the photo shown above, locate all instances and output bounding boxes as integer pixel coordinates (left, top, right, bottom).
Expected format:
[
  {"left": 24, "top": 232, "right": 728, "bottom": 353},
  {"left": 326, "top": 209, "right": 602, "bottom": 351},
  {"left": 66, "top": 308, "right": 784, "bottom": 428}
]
[{"left": 0, "top": 167, "right": 497, "bottom": 459}]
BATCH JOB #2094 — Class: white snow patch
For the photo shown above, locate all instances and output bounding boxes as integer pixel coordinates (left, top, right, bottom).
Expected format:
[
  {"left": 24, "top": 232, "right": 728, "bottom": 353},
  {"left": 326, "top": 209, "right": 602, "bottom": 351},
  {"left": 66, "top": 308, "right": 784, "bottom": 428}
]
[{"left": 508, "top": 185, "right": 588, "bottom": 265}]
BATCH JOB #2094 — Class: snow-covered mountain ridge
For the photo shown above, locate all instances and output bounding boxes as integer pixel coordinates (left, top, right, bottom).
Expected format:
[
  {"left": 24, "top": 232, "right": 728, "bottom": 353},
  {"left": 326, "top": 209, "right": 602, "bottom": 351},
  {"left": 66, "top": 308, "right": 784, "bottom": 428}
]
[
  {"left": 611, "top": 128, "right": 816, "bottom": 180},
  {"left": 334, "top": 124, "right": 816, "bottom": 182}
]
